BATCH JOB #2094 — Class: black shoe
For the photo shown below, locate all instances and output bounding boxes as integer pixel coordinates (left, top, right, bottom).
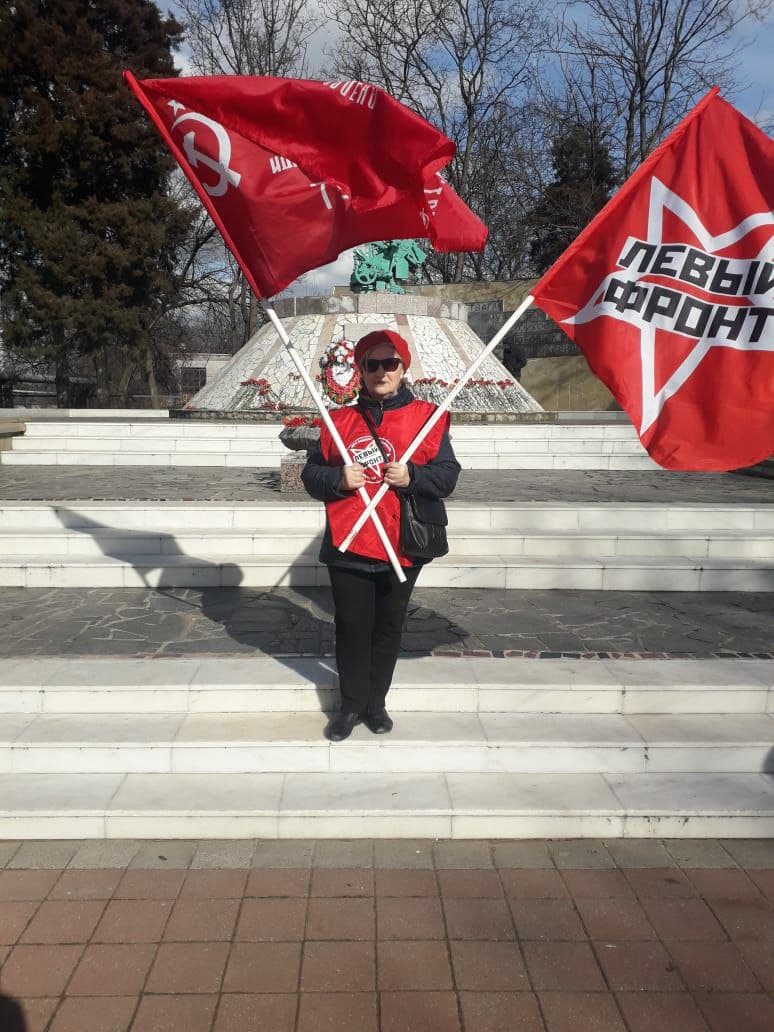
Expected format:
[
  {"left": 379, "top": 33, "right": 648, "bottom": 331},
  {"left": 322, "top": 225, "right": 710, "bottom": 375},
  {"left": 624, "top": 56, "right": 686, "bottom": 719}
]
[
  {"left": 325, "top": 711, "right": 361, "bottom": 742},
  {"left": 365, "top": 707, "right": 393, "bottom": 734}
]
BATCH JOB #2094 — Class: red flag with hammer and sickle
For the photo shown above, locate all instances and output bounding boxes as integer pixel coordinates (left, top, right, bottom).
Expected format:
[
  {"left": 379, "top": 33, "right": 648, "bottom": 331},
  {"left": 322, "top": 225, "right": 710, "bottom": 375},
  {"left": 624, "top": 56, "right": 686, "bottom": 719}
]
[{"left": 124, "top": 73, "right": 487, "bottom": 299}]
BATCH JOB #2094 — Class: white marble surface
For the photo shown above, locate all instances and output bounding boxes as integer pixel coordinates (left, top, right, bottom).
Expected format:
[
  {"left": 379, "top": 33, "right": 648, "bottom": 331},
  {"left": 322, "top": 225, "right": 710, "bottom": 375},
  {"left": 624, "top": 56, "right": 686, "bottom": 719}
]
[
  {"left": 192, "top": 657, "right": 335, "bottom": 688},
  {"left": 740, "top": 660, "right": 774, "bottom": 687},
  {"left": 479, "top": 713, "right": 643, "bottom": 745},
  {"left": 505, "top": 561, "right": 605, "bottom": 590},
  {"left": 279, "top": 814, "right": 454, "bottom": 838},
  {"left": 42, "top": 658, "right": 201, "bottom": 689},
  {"left": 447, "top": 772, "right": 623, "bottom": 813},
  {"left": 15, "top": 713, "right": 184, "bottom": 743},
  {"left": 605, "top": 659, "right": 772, "bottom": 688},
  {"left": 0, "top": 716, "right": 38, "bottom": 759},
  {"left": 388, "top": 686, "right": 478, "bottom": 713},
  {"left": 0, "top": 659, "right": 68, "bottom": 687},
  {"left": 471, "top": 659, "right": 623, "bottom": 689},
  {"left": 281, "top": 771, "right": 451, "bottom": 813},
  {"left": 176, "top": 712, "right": 328, "bottom": 743},
  {"left": 391, "top": 657, "right": 482, "bottom": 687},
  {"left": 452, "top": 813, "right": 625, "bottom": 838},
  {"left": 110, "top": 772, "right": 284, "bottom": 812},
  {"left": 621, "top": 815, "right": 774, "bottom": 838},
  {"left": 353, "top": 712, "right": 485, "bottom": 743},
  {"left": 41, "top": 688, "right": 190, "bottom": 716},
  {"left": 0, "top": 772, "right": 123, "bottom": 810},
  {"left": 6, "top": 656, "right": 772, "bottom": 692},
  {"left": 174, "top": 744, "right": 327, "bottom": 775},
  {"left": 3, "top": 766, "right": 774, "bottom": 838},
  {"left": 478, "top": 688, "right": 624, "bottom": 715},
  {"left": 188, "top": 688, "right": 336, "bottom": 714},
  {"left": 628, "top": 714, "right": 774, "bottom": 743},
  {"left": 622, "top": 688, "right": 768, "bottom": 715},
  {"left": 608, "top": 772, "right": 774, "bottom": 813}
]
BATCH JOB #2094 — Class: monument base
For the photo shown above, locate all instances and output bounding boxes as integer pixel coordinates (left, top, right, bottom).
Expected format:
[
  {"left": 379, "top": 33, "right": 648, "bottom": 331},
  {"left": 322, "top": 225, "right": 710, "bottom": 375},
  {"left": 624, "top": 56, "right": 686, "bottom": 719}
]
[{"left": 280, "top": 452, "right": 306, "bottom": 493}]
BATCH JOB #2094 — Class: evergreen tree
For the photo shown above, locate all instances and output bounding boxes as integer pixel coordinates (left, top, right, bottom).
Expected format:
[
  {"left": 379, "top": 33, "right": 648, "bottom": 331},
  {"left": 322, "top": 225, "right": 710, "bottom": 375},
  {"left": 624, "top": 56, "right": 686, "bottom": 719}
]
[
  {"left": 0, "top": 0, "right": 188, "bottom": 405},
  {"left": 529, "top": 122, "right": 617, "bottom": 274}
]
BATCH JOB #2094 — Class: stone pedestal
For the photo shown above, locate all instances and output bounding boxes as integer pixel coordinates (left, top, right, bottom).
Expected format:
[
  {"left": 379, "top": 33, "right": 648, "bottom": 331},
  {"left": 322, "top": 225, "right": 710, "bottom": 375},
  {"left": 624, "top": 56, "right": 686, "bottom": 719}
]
[
  {"left": 186, "top": 291, "right": 542, "bottom": 416},
  {"left": 280, "top": 452, "right": 307, "bottom": 493}
]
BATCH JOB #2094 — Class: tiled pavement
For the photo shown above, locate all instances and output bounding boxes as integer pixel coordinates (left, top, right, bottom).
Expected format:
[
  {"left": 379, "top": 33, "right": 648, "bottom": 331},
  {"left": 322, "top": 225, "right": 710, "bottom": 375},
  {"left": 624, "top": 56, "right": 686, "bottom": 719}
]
[
  {"left": 1, "top": 466, "right": 772, "bottom": 504},
  {"left": 0, "top": 586, "right": 772, "bottom": 658},
  {"left": 1, "top": 838, "right": 773, "bottom": 1031}
]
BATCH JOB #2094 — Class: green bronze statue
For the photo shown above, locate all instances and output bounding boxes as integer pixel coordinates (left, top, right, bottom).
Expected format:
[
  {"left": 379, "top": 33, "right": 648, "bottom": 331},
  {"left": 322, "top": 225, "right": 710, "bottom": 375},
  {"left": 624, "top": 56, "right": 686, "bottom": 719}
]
[{"left": 351, "top": 239, "right": 427, "bottom": 293}]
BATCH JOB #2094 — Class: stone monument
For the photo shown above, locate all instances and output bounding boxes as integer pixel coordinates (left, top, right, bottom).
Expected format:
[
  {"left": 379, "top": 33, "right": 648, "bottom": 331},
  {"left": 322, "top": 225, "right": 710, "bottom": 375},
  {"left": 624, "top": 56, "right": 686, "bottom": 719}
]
[{"left": 186, "top": 238, "right": 542, "bottom": 419}]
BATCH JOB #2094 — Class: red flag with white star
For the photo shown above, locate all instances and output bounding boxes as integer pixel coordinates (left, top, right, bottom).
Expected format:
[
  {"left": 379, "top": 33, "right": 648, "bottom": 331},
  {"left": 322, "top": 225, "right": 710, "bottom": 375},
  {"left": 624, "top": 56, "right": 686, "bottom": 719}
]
[
  {"left": 124, "top": 73, "right": 487, "bottom": 299},
  {"left": 532, "top": 88, "right": 774, "bottom": 471}
]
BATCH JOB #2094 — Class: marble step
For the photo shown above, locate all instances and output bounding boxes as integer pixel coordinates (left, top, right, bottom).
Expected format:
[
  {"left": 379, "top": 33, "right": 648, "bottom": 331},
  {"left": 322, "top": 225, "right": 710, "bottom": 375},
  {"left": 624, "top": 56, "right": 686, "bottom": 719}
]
[
  {"left": 0, "top": 449, "right": 659, "bottom": 470},
  {"left": 2, "top": 658, "right": 772, "bottom": 717},
  {"left": 1, "top": 552, "right": 773, "bottom": 589},
  {"left": 1, "top": 770, "right": 773, "bottom": 839},
  {"left": 3, "top": 502, "right": 770, "bottom": 534},
  {"left": 7, "top": 435, "right": 648, "bottom": 456},
  {"left": 1, "top": 710, "right": 773, "bottom": 777},
  {"left": 1, "top": 527, "right": 771, "bottom": 561},
  {"left": 17, "top": 421, "right": 640, "bottom": 439}
]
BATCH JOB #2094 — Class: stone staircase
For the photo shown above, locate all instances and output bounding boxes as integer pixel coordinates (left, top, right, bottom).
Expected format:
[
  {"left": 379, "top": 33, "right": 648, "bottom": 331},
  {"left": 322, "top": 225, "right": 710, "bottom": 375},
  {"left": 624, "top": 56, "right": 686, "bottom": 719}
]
[
  {"left": 1, "top": 656, "right": 773, "bottom": 839},
  {"left": 0, "top": 500, "right": 772, "bottom": 590},
  {"left": 0, "top": 418, "right": 661, "bottom": 470},
  {"left": 2, "top": 411, "right": 773, "bottom": 840}
]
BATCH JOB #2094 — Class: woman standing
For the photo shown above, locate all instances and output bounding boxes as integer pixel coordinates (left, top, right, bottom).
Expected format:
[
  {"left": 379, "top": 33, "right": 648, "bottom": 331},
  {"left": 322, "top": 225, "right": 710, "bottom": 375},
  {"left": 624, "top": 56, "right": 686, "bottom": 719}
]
[{"left": 302, "top": 329, "right": 461, "bottom": 741}]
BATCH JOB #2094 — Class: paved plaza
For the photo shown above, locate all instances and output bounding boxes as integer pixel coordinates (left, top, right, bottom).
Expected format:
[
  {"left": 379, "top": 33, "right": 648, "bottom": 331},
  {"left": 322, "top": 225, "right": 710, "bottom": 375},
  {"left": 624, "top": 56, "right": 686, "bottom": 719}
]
[
  {"left": 1, "top": 836, "right": 773, "bottom": 1032},
  {"left": 0, "top": 465, "right": 771, "bottom": 503},
  {"left": 0, "top": 585, "right": 772, "bottom": 659}
]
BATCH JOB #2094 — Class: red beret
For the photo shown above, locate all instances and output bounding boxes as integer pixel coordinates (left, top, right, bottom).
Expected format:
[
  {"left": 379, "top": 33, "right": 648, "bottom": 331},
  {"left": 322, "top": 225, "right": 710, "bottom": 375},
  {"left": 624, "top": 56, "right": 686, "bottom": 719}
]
[{"left": 354, "top": 329, "right": 411, "bottom": 370}]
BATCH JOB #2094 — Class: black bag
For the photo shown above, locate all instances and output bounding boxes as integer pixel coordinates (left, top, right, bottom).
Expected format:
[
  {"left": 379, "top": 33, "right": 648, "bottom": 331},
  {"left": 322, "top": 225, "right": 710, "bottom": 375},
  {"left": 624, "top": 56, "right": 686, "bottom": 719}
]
[
  {"left": 360, "top": 410, "right": 449, "bottom": 561},
  {"left": 399, "top": 491, "right": 449, "bottom": 560}
]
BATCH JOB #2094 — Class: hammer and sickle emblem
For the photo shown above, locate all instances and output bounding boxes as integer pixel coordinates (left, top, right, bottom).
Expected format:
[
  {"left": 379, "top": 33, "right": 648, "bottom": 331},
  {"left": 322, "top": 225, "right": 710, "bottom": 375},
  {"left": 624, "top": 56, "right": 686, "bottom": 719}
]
[{"left": 171, "top": 110, "right": 242, "bottom": 197}]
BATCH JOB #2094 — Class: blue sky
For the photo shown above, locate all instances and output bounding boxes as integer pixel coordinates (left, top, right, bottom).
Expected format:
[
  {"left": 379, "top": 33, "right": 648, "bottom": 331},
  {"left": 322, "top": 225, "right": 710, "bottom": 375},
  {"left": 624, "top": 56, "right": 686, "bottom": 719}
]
[
  {"left": 732, "top": 13, "right": 774, "bottom": 126},
  {"left": 162, "top": 2, "right": 774, "bottom": 125}
]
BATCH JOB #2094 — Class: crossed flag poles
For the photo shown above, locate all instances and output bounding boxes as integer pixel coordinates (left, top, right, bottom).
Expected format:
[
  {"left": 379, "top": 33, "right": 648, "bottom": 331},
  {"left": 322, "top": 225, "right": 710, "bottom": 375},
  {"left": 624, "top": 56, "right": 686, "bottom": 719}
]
[
  {"left": 262, "top": 307, "right": 409, "bottom": 582},
  {"left": 263, "top": 295, "right": 535, "bottom": 577},
  {"left": 334, "top": 295, "right": 535, "bottom": 557}
]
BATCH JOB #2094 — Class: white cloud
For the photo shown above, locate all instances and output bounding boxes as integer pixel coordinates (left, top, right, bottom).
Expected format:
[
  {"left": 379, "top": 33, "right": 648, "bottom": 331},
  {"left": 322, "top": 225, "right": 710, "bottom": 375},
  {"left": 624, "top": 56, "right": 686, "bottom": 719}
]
[{"left": 287, "top": 248, "right": 354, "bottom": 295}]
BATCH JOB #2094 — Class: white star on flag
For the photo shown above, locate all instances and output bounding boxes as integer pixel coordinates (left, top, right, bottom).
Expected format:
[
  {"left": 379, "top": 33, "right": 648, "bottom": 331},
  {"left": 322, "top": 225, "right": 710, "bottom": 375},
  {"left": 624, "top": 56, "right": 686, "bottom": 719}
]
[
  {"left": 565, "top": 177, "right": 774, "bottom": 433},
  {"left": 531, "top": 87, "right": 774, "bottom": 471}
]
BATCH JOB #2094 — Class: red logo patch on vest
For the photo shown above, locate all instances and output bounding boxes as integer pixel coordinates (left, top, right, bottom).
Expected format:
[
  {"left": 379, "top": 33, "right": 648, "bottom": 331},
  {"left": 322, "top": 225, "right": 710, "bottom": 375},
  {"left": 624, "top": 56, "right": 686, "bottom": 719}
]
[{"left": 348, "top": 433, "right": 396, "bottom": 483}]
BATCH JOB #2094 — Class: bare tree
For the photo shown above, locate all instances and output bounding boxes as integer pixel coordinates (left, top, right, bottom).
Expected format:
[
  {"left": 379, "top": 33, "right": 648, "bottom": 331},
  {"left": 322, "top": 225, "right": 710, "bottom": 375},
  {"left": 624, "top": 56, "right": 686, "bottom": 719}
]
[
  {"left": 177, "top": 0, "right": 319, "bottom": 76},
  {"left": 174, "top": 0, "right": 321, "bottom": 342},
  {"left": 559, "top": 0, "right": 773, "bottom": 176},
  {"left": 325, "top": 0, "right": 548, "bottom": 281}
]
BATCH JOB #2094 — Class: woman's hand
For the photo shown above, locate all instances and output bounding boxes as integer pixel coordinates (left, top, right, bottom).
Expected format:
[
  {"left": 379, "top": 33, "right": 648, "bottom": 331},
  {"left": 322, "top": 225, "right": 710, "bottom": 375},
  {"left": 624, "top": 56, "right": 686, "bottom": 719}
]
[
  {"left": 383, "top": 462, "right": 410, "bottom": 488},
  {"left": 338, "top": 463, "right": 366, "bottom": 492}
]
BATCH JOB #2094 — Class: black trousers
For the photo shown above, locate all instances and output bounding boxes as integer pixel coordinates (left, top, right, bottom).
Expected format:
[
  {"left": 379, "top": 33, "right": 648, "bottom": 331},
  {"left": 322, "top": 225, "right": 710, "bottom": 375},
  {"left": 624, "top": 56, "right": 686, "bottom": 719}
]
[{"left": 328, "top": 564, "right": 422, "bottom": 715}]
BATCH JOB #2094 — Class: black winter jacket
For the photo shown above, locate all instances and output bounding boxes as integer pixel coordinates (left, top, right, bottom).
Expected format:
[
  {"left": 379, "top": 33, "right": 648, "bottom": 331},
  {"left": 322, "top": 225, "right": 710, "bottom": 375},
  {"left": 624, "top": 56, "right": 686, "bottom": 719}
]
[{"left": 301, "top": 386, "right": 462, "bottom": 572}]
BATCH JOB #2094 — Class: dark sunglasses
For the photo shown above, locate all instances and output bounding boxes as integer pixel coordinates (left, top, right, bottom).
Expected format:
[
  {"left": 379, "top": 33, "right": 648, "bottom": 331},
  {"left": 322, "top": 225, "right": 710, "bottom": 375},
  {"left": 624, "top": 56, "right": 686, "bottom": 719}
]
[{"left": 363, "top": 356, "right": 402, "bottom": 373}]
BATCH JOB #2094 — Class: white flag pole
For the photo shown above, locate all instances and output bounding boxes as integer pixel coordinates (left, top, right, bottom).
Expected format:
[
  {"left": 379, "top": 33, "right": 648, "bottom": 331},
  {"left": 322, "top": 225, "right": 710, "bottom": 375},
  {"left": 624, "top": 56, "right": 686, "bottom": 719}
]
[
  {"left": 264, "top": 306, "right": 407, "bottom": 583},
  {"left": 338, "top": 293, "right": 535, "bottom": 554}
]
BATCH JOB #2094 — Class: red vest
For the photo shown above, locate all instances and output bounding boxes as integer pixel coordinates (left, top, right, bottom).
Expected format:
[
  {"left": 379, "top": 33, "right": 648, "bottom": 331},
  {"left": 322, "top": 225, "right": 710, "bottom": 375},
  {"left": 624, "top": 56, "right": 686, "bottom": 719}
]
[{"left": 319, "top": 399, "right": 449, "bottom": 566}]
